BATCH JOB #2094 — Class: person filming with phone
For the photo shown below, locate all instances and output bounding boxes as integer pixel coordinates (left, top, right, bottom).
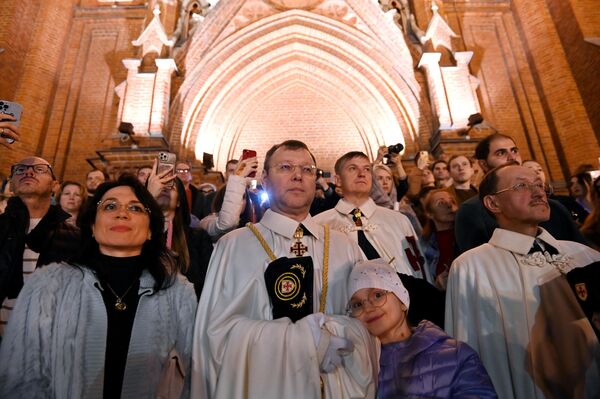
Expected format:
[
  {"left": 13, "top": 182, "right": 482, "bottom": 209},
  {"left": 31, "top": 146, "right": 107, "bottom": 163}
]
[
  {"left": 0, "top": 100, "right": 23, "bottom": 148},
  {"left": 0, "top": 114, "right": 21, "bottom": 148},
  {"left": 198, "top": 150, "right": 259, "bottom": 240}
]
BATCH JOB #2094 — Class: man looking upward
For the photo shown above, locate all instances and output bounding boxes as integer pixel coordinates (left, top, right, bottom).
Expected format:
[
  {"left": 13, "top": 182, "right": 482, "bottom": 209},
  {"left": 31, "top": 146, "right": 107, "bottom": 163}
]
[
  {"left": 192, "top": 140, "right": 377, "bottom": 399},
  {"left": 454, "top": 133, "right": 585, "bottom": 253},
  {"left": 446, "top": 163, "right": 600, "bottom": 398}
]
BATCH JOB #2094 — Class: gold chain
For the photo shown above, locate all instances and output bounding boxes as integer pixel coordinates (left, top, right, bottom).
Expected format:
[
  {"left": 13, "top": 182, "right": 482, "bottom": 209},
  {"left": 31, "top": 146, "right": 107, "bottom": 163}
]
[
  {"left": 246, "top": 223, "right": 277, "bottom": 261},
  {"left": 319, "top": 225, "right": 329, "bottom": 313},
  {"left": 103, "top": 280, "right": 137, "bottom": 311}
]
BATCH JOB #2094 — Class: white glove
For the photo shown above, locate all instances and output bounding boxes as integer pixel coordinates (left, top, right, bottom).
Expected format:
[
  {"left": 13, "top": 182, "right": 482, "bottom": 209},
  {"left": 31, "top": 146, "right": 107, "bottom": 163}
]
[
  {"left": 320, "top": 335, "right": 354, "bottom": 373},
  {"left": 305, "top": 313, "right": 354, "bottom": 373}
]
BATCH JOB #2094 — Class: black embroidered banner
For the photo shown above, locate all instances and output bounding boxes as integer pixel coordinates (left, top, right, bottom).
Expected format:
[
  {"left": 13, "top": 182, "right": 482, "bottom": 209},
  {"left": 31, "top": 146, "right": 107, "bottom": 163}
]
[{"left": 264, "top": 256, "right": 314, "bottom": 322}]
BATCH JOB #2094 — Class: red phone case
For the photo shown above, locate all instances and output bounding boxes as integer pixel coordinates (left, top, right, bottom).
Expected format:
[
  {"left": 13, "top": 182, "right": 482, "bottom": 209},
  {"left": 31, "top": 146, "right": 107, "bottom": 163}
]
[{"left": 241, "top": 149, "right": 257, "bottom": 177}]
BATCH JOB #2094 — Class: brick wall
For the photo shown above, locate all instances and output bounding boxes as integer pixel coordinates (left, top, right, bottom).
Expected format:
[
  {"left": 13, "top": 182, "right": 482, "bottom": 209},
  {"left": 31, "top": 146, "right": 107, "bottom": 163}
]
[
  {"left": 233, "top": 84, "right": 367, "bottom": 174},
  {"left": 1, "top": 0, "right": 598, "bottom": 187}
]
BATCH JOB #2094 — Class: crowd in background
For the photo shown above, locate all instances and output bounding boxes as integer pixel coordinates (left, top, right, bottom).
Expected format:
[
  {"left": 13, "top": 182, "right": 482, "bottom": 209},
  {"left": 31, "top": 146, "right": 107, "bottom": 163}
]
[{"left": 0, "top": 115, "right": 599, "bottom": 399}]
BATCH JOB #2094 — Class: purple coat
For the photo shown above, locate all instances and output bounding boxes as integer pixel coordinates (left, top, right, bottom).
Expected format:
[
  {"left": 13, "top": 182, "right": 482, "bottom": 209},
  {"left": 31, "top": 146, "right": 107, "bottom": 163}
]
[{"left": 378, "top": 320, "right": 497, "bottom": 398}]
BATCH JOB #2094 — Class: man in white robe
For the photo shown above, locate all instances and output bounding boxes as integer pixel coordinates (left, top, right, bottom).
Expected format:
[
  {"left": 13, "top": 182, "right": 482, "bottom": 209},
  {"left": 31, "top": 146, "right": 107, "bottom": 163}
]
[
  {"left": 191, "top": 141, "right": 378, "bottom": 399},
  {"left": 446, "top": 163, "right": 600, "bottom": 398},
  {"left": 313, "top": 151, "right": 428, "bottom": 281}
]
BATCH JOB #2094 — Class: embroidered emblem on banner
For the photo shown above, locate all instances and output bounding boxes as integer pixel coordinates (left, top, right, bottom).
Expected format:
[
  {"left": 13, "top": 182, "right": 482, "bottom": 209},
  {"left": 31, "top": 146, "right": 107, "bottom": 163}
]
[
  {"left": 264, "top": 257, "right": 314, "bottom": 322},
  {"left": 575, "top": 283, "right": 588, "bottom": 301},
  {"left": 275, "top": 273, "right": 300, "bottom": 300}
]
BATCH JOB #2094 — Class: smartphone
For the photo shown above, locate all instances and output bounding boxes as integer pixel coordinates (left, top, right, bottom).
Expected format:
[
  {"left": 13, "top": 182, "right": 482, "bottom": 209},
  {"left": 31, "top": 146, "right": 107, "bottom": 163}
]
[
  {"left": 241, "top": 149, "right": 257, "bottom": 178},
  {"left": 417, "top": 150, "right": 430, "bottom": 170},
  {"left": 157, "top": 151, "right": 177, "bottom": 188},
  {"left": 0, "top": 100, "right": 23, "bottom": 144},
  {"left": 249, "top": 179, "right": 258, "bottom": 190}
]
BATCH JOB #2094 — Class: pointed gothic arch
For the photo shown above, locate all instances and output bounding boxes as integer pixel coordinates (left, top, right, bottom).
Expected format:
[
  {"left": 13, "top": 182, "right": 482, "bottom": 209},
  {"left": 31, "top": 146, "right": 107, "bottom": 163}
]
[{"left": 169, "top": 7, "right": 433, "bottom": 171}]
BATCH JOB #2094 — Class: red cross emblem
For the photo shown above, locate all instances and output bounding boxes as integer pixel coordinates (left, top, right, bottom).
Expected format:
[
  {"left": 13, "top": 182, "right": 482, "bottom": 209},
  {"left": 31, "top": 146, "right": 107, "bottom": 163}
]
[
  {"left": 575, "top": 283, "right": 588, "bottom": 301},
  {"left": 281, "top": 279, "right": 295, "bottom": 294}
]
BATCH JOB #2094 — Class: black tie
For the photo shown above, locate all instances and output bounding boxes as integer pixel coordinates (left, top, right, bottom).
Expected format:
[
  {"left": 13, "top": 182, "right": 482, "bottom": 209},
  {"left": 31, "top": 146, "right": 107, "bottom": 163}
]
[
  {"left": 351, "top": 209, "right": 380, "bottom": 260},
  {"left": 299, "top": 224, "right": 312, "bottom": 237},
  {"left": 528, "top": 238, "right": 559, "bottom": 255}
]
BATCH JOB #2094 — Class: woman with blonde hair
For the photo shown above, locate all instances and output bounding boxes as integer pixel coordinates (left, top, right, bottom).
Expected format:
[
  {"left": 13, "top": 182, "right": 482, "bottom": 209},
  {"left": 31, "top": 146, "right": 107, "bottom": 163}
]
[{"left": 57, "top": 180, "right": 86, "bottom": 225}]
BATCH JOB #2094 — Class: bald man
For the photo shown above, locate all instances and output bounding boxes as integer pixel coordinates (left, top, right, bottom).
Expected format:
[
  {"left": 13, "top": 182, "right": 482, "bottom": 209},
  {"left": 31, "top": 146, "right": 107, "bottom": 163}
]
[{"left": 0, "top": 156, "right": 80, "bottom": 335}]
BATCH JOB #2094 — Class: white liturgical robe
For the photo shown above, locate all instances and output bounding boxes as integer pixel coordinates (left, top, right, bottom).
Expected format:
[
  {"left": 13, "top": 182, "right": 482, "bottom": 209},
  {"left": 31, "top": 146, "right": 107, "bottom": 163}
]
[
  {"left": 446, "top": 228, "right": 600, "bottom": 399},
  {"left": 313, "top": 198, "right": 429, "bottom": 281},
  {"left": 191, "top": 210, "right": 378, "bottom": 399}
]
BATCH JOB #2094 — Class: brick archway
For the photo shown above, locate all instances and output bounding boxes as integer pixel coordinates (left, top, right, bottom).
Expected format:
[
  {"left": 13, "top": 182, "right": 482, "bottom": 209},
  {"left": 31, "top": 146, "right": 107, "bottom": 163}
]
[{"left": 169, "top": 8, "right": 432, "bottom": 172}]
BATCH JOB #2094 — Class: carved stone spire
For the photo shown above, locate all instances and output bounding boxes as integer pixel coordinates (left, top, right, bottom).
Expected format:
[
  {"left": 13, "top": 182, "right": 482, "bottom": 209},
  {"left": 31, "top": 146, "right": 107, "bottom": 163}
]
[{"left": 132, "top": 5, "right": 175, "bottom": 57}]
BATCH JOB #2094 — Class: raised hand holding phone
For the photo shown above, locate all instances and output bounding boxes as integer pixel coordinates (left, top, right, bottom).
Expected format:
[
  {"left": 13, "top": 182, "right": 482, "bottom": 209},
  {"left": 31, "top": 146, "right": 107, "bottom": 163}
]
[
  {"left": 146, "top": 156, "right": 177, "bottom": 198},
  {"left": 238, "top": 149, "right": 258, "bottom": 178},
  {"left": 0, "top": 100, "right": 23, "bottom": 147}
]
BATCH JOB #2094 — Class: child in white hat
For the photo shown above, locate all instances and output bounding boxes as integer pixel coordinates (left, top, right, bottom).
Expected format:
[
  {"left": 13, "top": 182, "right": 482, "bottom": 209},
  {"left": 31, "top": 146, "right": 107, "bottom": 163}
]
[{"left": 347, "top": 259, "right": 496, "bottom": 398}]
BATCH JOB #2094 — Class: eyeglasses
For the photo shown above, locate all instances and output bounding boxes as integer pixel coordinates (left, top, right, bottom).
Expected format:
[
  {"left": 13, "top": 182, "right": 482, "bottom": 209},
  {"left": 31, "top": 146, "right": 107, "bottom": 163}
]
[
  {"left": 176, "top": 168, "right": 190, "bottom": 174},
  {"left": 271, "top": 163, "right": 317, "bottom": 177},
  {"left": 491, "top": 182, "right": 550, "bottom": 196},
  {"left": 11, "top": 163, "right": 53, "bottom": 176},
  {"left": 346, "top": 290, "right": 390, "bottom": 317},
  {"left": 97, "top": 199, "right": 150, "bottom": 215}
]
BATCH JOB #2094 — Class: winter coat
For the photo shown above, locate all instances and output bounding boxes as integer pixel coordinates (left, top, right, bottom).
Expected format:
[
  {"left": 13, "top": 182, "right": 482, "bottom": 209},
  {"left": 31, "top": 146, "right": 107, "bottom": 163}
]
[
  {"left": 0, "top": 196, "right": 80, "bottom": 302},
  {"left": 0, "top": 263, "right": 198, "bottom": 398},
  {"left": 378, "top": 320, "right": 497, "bottom": 398}
]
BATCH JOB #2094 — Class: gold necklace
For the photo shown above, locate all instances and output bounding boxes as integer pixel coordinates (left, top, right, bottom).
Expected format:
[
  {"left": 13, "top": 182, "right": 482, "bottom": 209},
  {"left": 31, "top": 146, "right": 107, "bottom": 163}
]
[{"left": 103, "top": 280, "right": 137, "bottom": 311}]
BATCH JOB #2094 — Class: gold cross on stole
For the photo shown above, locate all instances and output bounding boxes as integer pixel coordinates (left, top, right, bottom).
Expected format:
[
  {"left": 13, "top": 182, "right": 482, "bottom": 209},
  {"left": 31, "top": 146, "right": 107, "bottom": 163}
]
[{"left": 290, "top": 225, "right": 308, "bottom": 257}]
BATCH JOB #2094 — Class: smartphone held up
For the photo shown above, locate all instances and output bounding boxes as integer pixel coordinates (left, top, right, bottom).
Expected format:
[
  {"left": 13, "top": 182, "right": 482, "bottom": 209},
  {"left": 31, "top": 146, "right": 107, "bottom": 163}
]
[
  {"left": 157, "top": 152, "right": 177, "bottom": 189},
  {"left": 0, "top": 100, "right": 23, "bottom": 145},
  {"left": 241, "top": 149, "right": 257, "bottom": 178}
]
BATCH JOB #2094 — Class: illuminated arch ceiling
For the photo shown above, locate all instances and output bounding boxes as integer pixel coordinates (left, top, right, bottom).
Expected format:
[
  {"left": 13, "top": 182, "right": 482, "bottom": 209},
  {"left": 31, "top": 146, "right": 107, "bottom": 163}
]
[{"left": 170, "top": 4, "right": 432, "bottom": 172}]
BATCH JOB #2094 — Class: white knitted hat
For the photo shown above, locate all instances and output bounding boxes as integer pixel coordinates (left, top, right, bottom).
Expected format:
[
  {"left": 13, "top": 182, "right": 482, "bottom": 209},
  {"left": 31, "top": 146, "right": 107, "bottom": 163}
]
[{"left": 348, "top": 259, "right": 410, "bottom": 309}]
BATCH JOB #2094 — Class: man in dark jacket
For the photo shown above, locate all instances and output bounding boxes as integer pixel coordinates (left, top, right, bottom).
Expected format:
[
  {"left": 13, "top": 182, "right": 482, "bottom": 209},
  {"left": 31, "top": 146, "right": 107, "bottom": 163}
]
[
  {"left": 0, "top": 157, "right": 80, "bottom": 332},
  {"left": 455, "top": 133, "right": 586, "bottom": 254}
]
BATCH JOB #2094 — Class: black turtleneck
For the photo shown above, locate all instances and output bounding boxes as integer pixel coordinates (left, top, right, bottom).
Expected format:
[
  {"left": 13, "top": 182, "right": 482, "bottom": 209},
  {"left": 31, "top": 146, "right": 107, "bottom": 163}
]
[{"left": 95, "top": 254, "right": 145, "bottom": 399}]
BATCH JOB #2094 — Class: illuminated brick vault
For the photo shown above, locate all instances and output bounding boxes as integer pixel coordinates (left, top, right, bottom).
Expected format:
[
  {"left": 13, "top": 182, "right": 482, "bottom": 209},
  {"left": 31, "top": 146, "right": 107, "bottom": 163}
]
[
  {"left": 2, "top": 0, "right": 597, "bottom": 184},
  {"left": 171, "top": 0, "right": 434, "bottom": 173}
]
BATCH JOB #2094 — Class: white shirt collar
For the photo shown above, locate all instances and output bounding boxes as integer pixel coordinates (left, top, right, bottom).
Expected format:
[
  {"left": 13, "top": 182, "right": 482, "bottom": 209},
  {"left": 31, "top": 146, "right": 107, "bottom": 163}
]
[
  {"left": 259, "top": 209, "right": 321, "bottom": 239},
  {"left": 335, "top": 197, "right": 377, "bottom": 218},
  {"left": 489, "top": 227, "right": 561, "bottom": 255}
]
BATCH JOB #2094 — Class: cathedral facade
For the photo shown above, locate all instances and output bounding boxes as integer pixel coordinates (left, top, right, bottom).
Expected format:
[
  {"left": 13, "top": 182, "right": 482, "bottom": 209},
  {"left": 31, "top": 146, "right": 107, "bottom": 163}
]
[{"left": 1, "top": 0, "right": 598, "bottom": 187}]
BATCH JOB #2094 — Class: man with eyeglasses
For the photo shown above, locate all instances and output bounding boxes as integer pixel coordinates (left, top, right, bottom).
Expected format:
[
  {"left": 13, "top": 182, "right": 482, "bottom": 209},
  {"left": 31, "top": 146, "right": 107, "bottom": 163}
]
[
  {"left": 454, "top": 132, "right": 585, "bottom": 253},
  {"left": 192, "top": 140, "right": 378, "bottom": 398},
  {"left": 446, "top": 163, "right": 600, "bottom": 398},
  {"left": 0, "top": 157, "right": 80, "bottom": 336},
  {"left": 174, "top": 161, "right": 199, "bottom": 215}
]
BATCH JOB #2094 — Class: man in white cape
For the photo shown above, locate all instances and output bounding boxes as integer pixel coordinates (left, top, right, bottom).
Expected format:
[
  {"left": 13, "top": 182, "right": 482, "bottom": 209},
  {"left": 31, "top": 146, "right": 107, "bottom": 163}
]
[
  {"left": 446, "top": 163, "right": 600, "bottom": 398},
  {"left": 313, "top": 151, "right": 429, "bottom": 281},
  {"left": 191, "top": 140, "right": 378, "bottom": 399}
]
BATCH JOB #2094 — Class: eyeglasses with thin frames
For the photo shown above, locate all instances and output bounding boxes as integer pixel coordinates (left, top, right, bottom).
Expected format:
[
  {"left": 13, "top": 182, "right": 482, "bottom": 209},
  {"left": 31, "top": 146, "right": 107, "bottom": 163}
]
[
  {"left": 491, "top": 182, "right": 551, "bottom": 196},
  {"left": 97, "top": 199, "right": 150, "bottom": 215},
  {"left": 346, "top": 290, "right": 390, "bottom": 317},
  {"left": 270, "top": 163, "right": 317, "bottom": 177},
  {"left": 11, "top": 163, "right": 53, "bottom": 176}
]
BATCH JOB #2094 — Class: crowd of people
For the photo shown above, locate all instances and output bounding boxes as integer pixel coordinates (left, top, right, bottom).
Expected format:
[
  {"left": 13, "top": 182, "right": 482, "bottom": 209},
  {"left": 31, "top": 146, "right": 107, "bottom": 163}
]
[{"left": 0, "top": 114, "right": 599, "bottom": 399}]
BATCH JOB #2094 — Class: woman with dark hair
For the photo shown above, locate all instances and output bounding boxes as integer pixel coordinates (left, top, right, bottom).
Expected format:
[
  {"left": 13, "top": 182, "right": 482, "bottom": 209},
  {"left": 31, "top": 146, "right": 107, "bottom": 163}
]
[
  {"left": 569, "top": 166, "right": 594, "bottom": 223},
  {"left": 581, "top": 176, "right": 600, "bottom": 249},
  {"left": 0, "top": 175, "right": 197, "bottom": 398}
]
